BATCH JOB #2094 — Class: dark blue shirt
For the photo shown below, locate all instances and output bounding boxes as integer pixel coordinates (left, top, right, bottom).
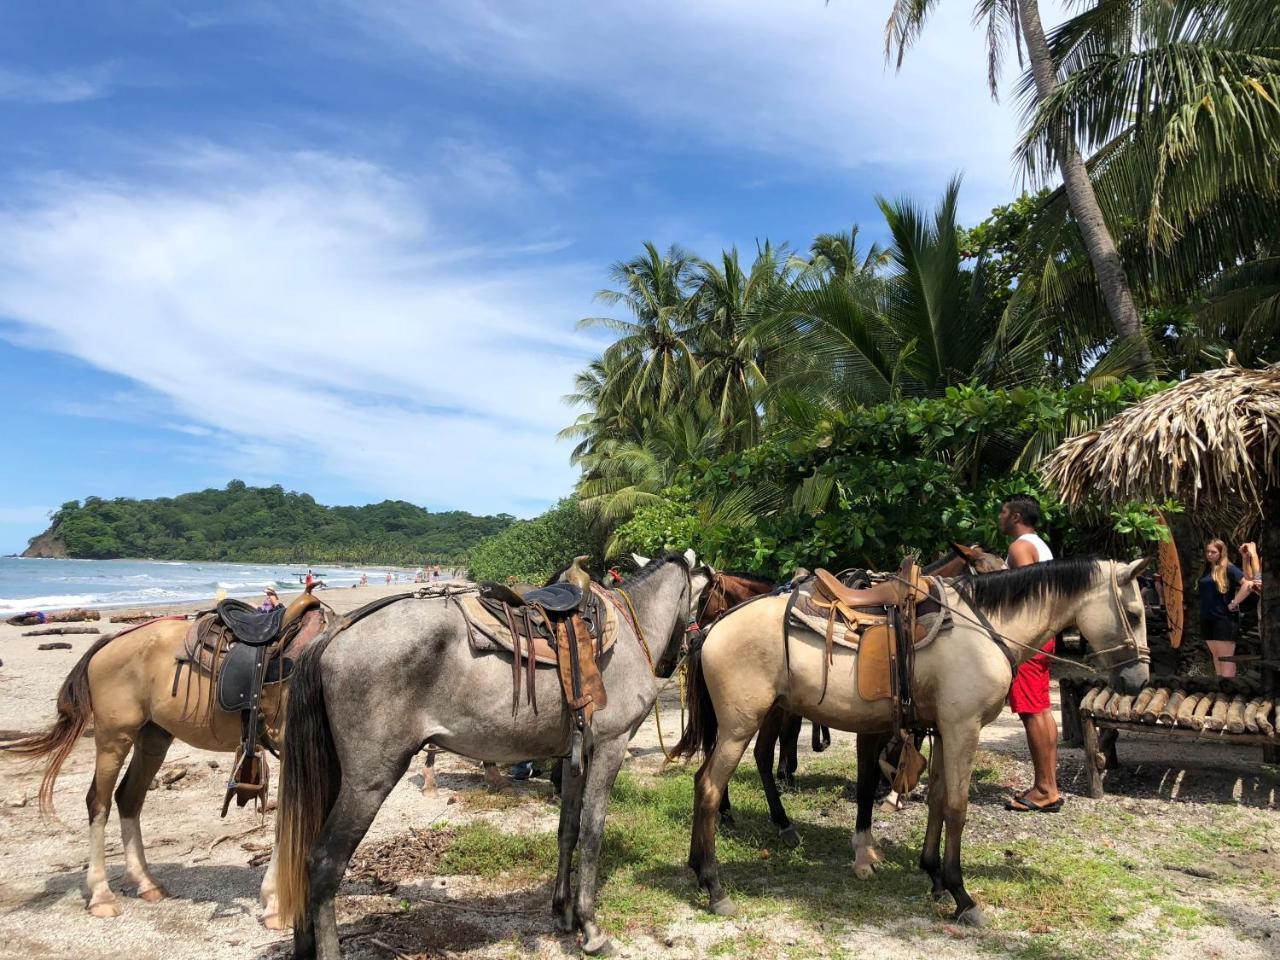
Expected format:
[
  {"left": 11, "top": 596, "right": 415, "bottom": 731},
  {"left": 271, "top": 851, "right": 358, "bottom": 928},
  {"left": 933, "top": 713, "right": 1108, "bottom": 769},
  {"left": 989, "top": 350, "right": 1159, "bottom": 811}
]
[{"left": 1198, "top": 564, "right": 1243, "bottom": 623}]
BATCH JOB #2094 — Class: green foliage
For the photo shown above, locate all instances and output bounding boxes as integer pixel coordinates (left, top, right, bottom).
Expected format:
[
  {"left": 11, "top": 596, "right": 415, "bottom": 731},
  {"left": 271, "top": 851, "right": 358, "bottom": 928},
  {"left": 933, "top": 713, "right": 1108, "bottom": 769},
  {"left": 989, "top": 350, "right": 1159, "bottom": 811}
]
[
  {"left": 608, "top": 492, "right": 702, "bottom": 557},
  {"left": 36, "top": 481, "right": 512, "bottom": 564},
  {"left": 671, "top": 380, "right": 1170, "bottom": 577},
  {"left": 466, "top": 497, "right": 605, "bottom": 584}
]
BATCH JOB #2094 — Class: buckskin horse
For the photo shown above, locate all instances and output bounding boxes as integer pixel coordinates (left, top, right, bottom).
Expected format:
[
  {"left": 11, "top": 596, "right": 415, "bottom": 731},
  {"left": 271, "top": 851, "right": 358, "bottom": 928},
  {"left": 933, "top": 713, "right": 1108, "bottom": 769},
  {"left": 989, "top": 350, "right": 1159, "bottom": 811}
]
[
  {"left": 274, "top": 551, "right": 711, "bottom": 959},
  {"left": 676, "top": 557, "right": 1149, "bottom": 926},
  {"left": 677, "top": 542, "right": 1006, "bottom": 837},
  {"left": 1, "top": 588, "right": 328, "bottom": 928}
]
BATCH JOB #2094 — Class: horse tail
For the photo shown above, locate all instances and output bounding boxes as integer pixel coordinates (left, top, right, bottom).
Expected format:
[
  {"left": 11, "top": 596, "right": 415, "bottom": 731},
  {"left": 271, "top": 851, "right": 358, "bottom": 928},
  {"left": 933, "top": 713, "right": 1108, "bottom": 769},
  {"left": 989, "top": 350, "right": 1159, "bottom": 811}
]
[
  {"left": 671, "top": 637, "right": 718, "bottom": 760},
  {"left": 275, "top": 629, "right": 340, "bottom": 928},
  {"left": 1, "top": 632, "right": 116, "bottom": 814}
]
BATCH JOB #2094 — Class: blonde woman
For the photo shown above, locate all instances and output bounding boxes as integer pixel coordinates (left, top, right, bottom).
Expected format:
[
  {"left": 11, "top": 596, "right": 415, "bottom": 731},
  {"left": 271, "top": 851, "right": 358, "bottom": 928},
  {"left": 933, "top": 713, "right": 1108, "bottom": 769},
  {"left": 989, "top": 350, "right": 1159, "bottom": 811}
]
[{"left": 1199, "top": 539, "right": 1253, "bottom": 677}]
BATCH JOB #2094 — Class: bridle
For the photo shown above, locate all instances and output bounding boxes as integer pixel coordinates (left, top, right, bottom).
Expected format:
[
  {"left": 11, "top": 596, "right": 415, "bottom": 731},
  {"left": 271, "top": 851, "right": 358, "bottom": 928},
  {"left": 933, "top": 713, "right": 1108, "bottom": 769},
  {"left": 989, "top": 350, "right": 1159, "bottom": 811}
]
[
  {"left": 914, "top": 561, "right": 1150, "bottom": 677},
  {"left": 615, "top": 559, "right": 704, "bottom": 676}
]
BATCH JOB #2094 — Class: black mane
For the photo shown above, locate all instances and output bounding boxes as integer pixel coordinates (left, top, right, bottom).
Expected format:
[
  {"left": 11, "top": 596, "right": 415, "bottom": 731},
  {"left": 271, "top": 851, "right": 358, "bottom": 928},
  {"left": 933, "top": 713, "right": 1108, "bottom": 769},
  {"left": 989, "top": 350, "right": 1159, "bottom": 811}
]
[{"left": 956, "top": 558, "right": 1099, "bottom": 615}]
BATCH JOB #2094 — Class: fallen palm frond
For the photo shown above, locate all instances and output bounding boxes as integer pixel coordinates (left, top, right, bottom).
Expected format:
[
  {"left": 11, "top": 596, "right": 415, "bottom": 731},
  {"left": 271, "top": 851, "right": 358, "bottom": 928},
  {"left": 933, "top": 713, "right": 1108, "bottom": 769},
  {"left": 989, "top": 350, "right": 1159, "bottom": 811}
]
[{"left": 1041, "top": 364, "right": 1280, "bottom": 531}]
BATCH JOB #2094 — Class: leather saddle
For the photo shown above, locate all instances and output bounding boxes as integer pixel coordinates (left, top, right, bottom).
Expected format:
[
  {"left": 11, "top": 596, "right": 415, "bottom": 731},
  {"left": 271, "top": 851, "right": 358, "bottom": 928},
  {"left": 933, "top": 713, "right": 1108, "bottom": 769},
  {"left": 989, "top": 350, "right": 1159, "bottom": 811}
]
[
  {"left": 214, "top": 600, "right": 286, "bottom": 646},
  {"left": 174, "top": 586, "right": 323, "bottom": 815},
  {"left": 471, "top": 557, "right": 605, "bottom": 773},
  {"left": 480, "top": 580, "right": 583, "bottom": 613}
]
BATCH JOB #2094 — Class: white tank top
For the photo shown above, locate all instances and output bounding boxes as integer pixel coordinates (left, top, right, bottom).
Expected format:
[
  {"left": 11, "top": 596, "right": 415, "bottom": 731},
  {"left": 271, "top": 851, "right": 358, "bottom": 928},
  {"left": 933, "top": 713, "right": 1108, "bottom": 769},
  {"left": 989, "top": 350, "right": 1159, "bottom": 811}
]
[{"left": 1011, "top": 532, "right": 1054, "bottom": 563}]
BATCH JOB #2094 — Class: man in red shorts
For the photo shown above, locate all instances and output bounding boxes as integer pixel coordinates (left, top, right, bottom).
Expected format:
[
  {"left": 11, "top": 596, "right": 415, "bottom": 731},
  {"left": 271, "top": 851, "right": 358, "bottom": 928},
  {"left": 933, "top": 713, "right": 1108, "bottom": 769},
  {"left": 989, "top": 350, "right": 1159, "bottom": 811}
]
[{"left": 999, "top": 495, "right": 1064, "bottom": 812}]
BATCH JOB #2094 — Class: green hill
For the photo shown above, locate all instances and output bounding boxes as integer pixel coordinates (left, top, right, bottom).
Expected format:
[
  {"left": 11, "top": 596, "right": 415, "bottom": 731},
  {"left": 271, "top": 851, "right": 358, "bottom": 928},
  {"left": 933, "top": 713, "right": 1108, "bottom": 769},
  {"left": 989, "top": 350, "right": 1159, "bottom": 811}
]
[{"left": 23, "top": 480, "right": 515, "bottom": 565}]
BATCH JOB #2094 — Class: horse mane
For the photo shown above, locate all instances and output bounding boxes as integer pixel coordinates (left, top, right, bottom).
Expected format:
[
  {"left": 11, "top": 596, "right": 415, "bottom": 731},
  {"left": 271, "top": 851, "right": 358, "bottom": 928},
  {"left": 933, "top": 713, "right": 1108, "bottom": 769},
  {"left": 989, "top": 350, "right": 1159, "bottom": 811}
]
[
  {"left": 955, "top": 558, "right": 1100, "bottom": 615},
  {"left": 712, "top": 570, "right": 775, "bottom": 588},
  {"left": 623, "top": 551, "right": 690, "bottom": 587}
]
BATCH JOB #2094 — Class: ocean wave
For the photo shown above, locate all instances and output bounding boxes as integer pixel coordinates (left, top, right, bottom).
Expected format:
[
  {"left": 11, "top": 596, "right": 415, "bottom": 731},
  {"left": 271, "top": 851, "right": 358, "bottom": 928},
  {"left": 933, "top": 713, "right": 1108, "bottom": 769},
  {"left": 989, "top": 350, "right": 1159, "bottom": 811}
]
[{"left": 0, "top": 593, "right": 101, "bottom": 614}]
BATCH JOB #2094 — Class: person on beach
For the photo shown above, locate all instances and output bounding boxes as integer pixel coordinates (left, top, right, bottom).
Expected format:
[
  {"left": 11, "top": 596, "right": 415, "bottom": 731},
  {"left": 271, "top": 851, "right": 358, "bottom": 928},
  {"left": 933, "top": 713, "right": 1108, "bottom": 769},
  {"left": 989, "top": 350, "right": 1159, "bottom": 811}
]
[
  {"left": 1199, "top": 539, "right": 1254, "bottom": 678},
  {"left": 259, "top": 587, "right": 281, "bottom": 612},
  {"left": 998, "top": 495, "right": 1063, "bottom": 813},
  {"left": 359, "top": 572, "right": 369, "bottom": 586},
  {"left": 305, "top": 569, "right": 314, "bottom": 588}
]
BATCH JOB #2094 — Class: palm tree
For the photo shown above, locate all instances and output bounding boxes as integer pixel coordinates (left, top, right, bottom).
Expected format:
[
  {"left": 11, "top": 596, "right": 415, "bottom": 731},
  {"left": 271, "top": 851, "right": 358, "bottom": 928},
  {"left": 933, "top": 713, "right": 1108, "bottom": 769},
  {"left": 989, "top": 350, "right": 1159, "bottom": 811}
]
[
  {"left": 884, "top": 0, "right": 1153, "bottom": 369},
  {"left": 578, "top": 242, "right": 700, "bottom": 414},
  {"left": 689, "top": 244, "right": 791, "bottom": 446}
]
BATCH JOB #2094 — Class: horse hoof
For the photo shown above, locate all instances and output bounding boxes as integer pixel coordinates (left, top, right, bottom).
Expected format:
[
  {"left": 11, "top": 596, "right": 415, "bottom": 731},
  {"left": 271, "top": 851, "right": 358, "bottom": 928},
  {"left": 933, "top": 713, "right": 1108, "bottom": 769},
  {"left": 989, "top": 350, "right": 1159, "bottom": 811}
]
[
  {"left": 582, "top": 933, "right": 613, "bottom": 956},
  {"left": 709, "top": 896, "right": 737, "bottom": 917},
  {"left": 554, "top": 912, "right": 575, "bottom": 934},
  {"left": 956, "top": 905, "right": 985, "bottom": 927},
  {"left": 138, "top": 885, "right": 169, "bottom": 903},
  {"left": 88, "top": 900, "right": 122, "bottom": 919},
  {"left": 777, "top": 826, "right": 800, "bottom": 846},
  {"left": 261, "top": 911, "right": 290, "bottom": 931},
  {"left": 854, "top": 863, "right": 875, "bottom": 881}
]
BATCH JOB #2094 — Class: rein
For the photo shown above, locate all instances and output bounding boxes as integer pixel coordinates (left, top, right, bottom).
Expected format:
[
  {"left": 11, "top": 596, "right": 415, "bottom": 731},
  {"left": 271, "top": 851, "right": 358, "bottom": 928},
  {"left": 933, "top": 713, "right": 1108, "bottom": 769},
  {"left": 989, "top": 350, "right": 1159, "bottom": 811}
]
[{"left": 898, "top": 562, "right": 1150, "bottom": 676}]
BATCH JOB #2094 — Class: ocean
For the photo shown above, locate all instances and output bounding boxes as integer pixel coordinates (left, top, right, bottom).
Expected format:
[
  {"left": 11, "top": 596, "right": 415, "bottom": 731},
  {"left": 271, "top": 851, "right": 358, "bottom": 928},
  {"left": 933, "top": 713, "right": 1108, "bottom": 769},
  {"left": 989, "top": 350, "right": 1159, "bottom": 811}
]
[{"left": 0, "top": 557, "right": 394, "bottom": 616}]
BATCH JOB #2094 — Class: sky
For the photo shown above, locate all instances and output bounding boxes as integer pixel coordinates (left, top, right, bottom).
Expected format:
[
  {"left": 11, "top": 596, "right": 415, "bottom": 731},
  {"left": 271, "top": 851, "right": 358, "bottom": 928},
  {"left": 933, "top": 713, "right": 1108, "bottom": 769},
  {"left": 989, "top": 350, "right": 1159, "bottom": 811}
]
[{"left": 0, "top": 0, "right": 1046, "bottom": 554}]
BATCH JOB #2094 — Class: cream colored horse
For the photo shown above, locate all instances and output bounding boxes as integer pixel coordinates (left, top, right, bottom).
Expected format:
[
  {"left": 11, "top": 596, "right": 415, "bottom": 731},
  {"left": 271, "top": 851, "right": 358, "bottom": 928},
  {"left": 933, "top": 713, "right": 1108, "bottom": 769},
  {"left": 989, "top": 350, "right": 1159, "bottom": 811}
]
[
  {"left": 678, "top": 558, "right": 1149, "bottom": 926},
  {"left": 2, "top": 594, "right": 325, "bottom": 927}
]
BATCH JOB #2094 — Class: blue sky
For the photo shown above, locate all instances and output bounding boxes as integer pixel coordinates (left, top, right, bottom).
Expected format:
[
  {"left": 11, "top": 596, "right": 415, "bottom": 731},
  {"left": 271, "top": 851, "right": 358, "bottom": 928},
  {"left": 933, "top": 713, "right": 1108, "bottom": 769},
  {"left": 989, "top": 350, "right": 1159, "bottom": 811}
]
[{"left": 0, "top": 1, "right": 1042, "bottom": 553}]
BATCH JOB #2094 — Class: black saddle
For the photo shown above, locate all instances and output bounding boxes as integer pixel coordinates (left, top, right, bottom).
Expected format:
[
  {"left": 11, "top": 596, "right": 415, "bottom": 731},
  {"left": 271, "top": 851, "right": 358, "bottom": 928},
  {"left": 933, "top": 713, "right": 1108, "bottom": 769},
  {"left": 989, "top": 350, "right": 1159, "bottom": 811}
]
[
  {"left": 216, "top": 599, "right": 285, "bottom": 646},
  {"left": 479, "top": 581, "right": 583, "bottom": 613}
]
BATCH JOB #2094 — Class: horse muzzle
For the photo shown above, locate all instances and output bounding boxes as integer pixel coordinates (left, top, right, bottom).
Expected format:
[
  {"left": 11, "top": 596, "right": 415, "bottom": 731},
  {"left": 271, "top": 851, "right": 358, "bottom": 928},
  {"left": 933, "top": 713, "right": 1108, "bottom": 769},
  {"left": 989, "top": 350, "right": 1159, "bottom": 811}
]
[{"left": 1112, "top": 662, "right": 1149, "bottom": 695}]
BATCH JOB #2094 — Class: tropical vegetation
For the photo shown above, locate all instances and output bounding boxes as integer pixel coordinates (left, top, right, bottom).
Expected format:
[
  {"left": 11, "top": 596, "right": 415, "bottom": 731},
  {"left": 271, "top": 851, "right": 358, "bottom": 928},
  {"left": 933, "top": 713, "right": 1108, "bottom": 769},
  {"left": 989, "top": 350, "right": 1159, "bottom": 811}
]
[
  {"left": 29, "top": 481, "right": 513, "bottom": 565},
  {"left": 549, "top": 0, "right": 1279, "bottom": 578}
]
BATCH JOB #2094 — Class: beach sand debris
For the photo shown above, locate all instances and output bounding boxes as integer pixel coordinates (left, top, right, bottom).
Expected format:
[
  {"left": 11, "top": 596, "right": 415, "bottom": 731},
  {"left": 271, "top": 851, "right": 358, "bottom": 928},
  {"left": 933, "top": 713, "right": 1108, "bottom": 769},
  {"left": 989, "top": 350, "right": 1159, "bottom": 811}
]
[
  {"left": 35, "top": 642, "right": 73, "bottom": 651},
  {"left": 22, "top": 626, "right": 101, "bottom": 637}
]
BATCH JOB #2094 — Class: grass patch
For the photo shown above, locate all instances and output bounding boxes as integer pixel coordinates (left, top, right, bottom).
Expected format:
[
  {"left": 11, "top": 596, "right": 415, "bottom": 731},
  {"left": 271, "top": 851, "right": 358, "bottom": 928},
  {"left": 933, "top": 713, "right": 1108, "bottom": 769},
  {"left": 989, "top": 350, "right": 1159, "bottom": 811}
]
[{"left": 419, "top": 759, "right": 1253, "bottom": 959}]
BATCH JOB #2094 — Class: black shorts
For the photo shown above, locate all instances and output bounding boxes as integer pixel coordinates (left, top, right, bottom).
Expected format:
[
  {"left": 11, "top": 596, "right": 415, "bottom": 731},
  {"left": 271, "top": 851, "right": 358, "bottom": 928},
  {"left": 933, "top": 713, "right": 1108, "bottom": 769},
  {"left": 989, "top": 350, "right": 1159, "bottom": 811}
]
[{"left": 1203, "top": 617, "right": 1238, "bottom": 642}]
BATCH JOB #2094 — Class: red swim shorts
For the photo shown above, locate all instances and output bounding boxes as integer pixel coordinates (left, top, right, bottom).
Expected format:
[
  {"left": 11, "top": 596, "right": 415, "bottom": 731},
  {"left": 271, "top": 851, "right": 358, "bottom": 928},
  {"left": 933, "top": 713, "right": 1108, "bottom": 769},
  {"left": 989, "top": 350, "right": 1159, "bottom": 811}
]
[{"left": 1008, "top": 638, "right": 1055, "bottom": 715}]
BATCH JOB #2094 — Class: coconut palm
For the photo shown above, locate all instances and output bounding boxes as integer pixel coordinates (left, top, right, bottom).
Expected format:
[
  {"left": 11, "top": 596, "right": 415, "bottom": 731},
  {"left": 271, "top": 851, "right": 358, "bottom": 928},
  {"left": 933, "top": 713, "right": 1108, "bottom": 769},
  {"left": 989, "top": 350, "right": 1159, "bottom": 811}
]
[
  {"left": 884, "top": 0, "right": 1153, "bottom": 369},
  {"left": 579, "top": 242, "right": 700, "bottom": 415}
]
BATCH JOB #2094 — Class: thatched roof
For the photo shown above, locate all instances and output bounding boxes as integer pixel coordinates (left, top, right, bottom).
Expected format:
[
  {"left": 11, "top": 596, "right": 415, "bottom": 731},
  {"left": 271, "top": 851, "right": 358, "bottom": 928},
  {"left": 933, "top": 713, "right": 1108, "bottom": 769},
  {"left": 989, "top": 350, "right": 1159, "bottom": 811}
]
[{"left": 1042, "top": 364, "right": 1280, "bottom": 526}]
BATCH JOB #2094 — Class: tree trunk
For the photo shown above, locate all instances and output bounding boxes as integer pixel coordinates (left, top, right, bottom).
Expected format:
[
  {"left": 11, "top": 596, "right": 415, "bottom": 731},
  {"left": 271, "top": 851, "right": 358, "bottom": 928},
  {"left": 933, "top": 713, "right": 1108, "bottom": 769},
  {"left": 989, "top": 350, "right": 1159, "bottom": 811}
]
[{"left": 1016, "top": 0, "right": 1153, "bottom": 371}]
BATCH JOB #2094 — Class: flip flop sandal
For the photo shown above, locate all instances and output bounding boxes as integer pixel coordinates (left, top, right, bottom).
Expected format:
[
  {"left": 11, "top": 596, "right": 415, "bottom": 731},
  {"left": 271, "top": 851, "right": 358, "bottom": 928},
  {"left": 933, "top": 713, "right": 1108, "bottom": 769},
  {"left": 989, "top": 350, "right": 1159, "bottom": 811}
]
[{"left": 1005, "top": 792, "right": 1064, "bottom": 813}]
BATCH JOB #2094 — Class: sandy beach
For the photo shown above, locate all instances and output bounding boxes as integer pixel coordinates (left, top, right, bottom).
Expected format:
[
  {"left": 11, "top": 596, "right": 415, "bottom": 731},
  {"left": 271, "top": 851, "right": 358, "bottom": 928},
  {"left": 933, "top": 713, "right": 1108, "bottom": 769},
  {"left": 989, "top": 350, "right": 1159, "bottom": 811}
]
[{"left": 1, "top": 584, "right": 1277, "bottom": 960}]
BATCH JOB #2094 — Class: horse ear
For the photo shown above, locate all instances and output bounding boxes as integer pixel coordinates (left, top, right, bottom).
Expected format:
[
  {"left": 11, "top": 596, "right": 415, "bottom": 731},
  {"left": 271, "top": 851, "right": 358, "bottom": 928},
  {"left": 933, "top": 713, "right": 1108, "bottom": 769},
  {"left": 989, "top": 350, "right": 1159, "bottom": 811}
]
[
  {"left": 951, "top": 541, "right": 978, "bottom": 559},
  {"left": 1118, "top": 558, "right": 1150, "bottom": 584},
  {"left": 632, "top": 553, "right": 650, "bottom": 568},
  {"left": 684, "top": 548, "right": 697, "bottom": 568}
]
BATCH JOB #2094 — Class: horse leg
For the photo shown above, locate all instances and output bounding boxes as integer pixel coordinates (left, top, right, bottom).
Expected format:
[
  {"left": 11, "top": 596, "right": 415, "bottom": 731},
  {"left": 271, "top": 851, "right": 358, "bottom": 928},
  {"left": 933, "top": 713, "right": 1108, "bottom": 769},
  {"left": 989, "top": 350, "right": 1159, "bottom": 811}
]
[
  {"left": 853, "top": 732, "right": 889, "bottom": 880},
  {"left": 85, "top": 725, "right": 139, "bottom": 918},
  {"left": 573, "top": 736, "right": 629, "bottom": 956},
  {"left": 919, "top": 735, "right": 947, "bottom": 902},
  {"left": 752, "top": 705, "right": 793, "bottom": 836},
  {"left": 552, "top": 752, "right": 586, "bottom": 934},
  {"left": 688, "top": 731, "right": 752, "bottom": 917},
  {"left": 482, "top": 761, "right": 506, "bottom": 790},
  {"left": 306, "top": 757, "right": 414, "bottom": 960},
  {"left": 114, "top": 724, "right": 173, "bottom": 903},
  {"left": 421, "top": 745, "right": 438, "bottom": 796},
  {"left": 938, "top": 724, "right": 983, "bottom": 926},
  {"left": 777, "top": 710, "right": 801, "bottom": 790}
]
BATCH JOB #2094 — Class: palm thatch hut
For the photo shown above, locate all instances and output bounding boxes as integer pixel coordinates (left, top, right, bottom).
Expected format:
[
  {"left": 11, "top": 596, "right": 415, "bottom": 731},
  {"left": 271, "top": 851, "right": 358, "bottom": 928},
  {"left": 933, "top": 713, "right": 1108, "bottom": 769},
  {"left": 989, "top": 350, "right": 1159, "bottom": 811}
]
[{"left": 1042, "top": 363, "right": 1280, "bottom": 722}]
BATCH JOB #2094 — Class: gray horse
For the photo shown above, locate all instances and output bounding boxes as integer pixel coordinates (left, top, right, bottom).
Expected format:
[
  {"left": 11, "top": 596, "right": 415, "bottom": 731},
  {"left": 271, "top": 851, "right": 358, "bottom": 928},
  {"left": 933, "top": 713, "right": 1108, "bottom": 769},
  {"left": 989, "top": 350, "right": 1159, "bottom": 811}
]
[{"left": 275, "top": 551, "right": 710, "bottom": 959}]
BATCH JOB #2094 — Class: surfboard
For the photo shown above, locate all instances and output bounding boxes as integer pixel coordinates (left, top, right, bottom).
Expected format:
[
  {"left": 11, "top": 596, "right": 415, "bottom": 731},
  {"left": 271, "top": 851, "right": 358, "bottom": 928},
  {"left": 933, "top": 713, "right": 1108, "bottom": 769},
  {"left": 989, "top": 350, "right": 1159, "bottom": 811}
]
[{"left": 1157, "top": 515, "right": 1184, "bottom": 649}]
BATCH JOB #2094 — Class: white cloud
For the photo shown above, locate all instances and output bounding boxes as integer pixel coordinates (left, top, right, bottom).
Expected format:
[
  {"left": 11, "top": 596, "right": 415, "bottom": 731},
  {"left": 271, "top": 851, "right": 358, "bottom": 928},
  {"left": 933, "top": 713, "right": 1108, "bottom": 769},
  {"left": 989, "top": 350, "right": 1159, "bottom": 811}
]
[
  {"left": 0, "top": 64, "right": 116, "bottom": 104},
  {"left": 336, "top": 0, "right": 1047, "bottom": 219},
  {"left": 0, "top": 147, "right": 588, "bottom": 514}
]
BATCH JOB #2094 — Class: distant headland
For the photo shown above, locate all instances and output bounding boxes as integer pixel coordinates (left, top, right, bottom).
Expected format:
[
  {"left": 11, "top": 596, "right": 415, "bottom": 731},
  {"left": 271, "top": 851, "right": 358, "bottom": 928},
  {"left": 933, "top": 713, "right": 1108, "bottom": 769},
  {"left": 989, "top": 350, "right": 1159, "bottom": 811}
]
[{"left": 23, "top": 481, "right": 513, "bottom": 566}]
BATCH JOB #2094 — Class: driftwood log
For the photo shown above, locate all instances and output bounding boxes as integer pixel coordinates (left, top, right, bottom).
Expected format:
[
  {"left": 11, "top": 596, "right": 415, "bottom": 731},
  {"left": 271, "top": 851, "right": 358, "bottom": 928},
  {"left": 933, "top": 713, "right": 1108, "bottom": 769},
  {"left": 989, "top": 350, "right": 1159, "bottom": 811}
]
[
  {"left": 1204, "top": 696, "right": 1230, "bottom": 732},
  {"left": 1259, "top": 700, "right": 1276, "bottom": 736},
  {"left": 36, "top": 642, "right": 73, "bottom": 651},
  {"left": 1079, "top": 686, "right": 1104, "bottom": 715},
  {"left": 1244, "top": 699, "right": 1264, "bottom": 733},
  {"left": 1157, "top": 690, "right": 1184, "bottom": 724},
  {"left": 110, "top": 612, "right": 159, "bottom": 624},
  {"left": 1132, "top": 687, "right": 1157, "bottom": 718},
  {"left": 1226, "top": 697, "right": 1248, "bottom": 734},
  {"left": 22, "top": 626, "right": 100, "bottom": 637}
]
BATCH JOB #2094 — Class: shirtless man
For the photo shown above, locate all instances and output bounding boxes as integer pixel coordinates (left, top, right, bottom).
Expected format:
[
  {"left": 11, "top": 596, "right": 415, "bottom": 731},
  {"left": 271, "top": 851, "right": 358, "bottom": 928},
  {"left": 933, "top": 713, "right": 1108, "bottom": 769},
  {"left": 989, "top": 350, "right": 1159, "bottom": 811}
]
[{"left": 999, "top": 495, "right": 1063, "bottom": 813}]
